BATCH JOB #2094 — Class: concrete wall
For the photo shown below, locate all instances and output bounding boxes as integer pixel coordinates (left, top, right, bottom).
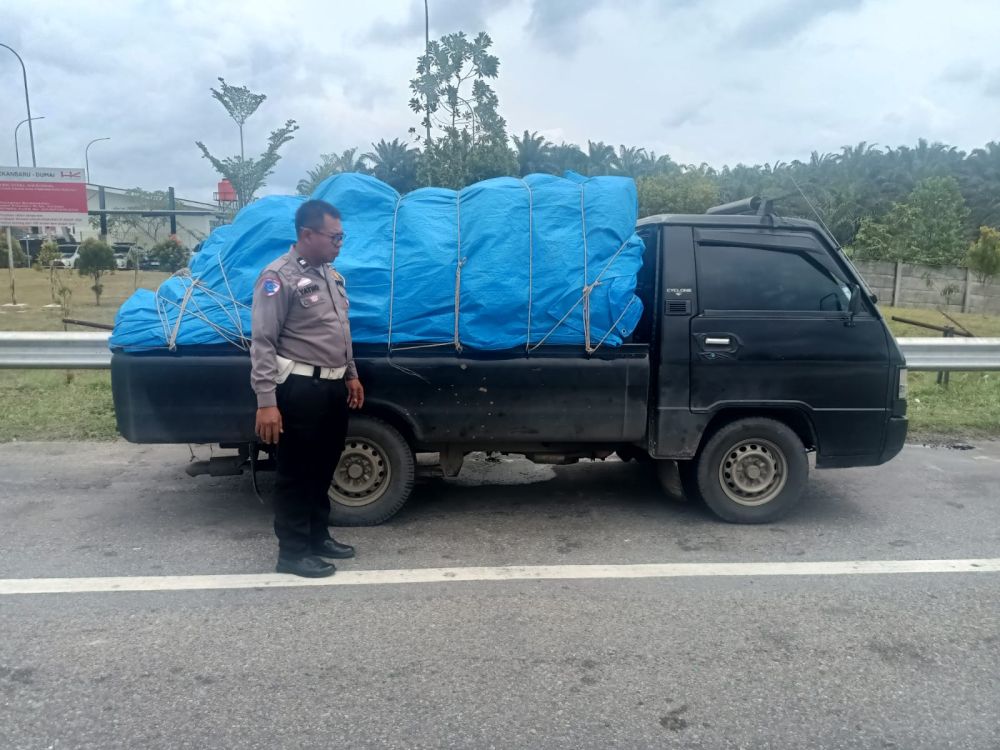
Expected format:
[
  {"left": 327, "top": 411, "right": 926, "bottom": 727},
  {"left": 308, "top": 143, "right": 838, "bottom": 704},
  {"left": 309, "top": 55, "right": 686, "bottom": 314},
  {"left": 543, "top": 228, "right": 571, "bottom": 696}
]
[{"left": 853, "top": 260, "right": 1000, "bottom": 314}]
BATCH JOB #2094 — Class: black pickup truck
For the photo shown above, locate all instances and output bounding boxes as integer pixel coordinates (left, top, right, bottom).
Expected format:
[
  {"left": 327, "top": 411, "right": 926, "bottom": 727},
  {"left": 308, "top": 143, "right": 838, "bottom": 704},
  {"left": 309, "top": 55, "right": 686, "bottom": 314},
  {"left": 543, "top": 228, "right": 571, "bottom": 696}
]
[{"left": 112, "top": 199, "right": 908, "bottom": 524}]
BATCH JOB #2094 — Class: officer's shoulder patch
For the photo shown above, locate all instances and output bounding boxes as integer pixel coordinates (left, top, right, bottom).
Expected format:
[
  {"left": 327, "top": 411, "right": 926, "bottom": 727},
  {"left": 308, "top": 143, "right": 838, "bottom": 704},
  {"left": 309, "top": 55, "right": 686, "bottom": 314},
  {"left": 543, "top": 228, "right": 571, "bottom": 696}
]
[{"left": 262, "top": 278, "right": 281, "bottom": 297}]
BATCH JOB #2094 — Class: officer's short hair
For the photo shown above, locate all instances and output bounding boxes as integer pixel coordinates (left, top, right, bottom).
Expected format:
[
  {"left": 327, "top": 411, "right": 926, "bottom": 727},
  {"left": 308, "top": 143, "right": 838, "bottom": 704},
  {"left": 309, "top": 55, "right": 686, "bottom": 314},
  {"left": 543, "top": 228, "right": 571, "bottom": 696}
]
[{"left": 295, "top": 200, "right": 342, "bottom": 235}]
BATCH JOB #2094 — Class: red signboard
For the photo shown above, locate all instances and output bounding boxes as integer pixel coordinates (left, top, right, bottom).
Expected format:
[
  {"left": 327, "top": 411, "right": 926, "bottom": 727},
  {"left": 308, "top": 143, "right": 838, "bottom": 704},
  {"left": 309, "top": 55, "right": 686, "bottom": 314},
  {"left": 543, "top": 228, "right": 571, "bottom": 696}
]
[{"left": 0, "top": 166, "right": 88, "bottom": 229}]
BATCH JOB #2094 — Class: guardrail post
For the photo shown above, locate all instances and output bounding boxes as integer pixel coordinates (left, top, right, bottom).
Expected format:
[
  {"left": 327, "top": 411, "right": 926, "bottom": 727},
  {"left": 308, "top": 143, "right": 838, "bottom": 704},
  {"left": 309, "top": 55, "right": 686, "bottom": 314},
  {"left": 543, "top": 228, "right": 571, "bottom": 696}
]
[{"left": 936, "top": 327, "right": 954, "bottom": 387}]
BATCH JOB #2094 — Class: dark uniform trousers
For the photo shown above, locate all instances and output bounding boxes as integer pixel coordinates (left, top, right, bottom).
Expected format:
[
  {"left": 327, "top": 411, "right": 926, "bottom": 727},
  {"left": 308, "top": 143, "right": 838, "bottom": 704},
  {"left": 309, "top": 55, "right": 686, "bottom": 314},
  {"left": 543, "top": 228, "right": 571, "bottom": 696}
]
[{"left": 274, "top": 372, "right": 348, "bottom": 559}]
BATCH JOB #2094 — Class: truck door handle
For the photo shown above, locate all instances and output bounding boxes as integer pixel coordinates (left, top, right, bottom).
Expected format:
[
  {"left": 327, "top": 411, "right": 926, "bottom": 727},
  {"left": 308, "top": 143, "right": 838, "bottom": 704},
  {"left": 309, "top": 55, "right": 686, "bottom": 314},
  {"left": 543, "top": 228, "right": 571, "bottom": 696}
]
[{"left": 705, "top": 337, "right": 732, "bottom": 347}]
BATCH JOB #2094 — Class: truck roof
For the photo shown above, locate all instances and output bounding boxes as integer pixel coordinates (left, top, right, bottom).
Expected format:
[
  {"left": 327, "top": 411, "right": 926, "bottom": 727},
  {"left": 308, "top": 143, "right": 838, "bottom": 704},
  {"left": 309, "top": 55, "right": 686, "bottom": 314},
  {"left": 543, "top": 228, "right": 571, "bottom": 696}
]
[{"left": 637, "top": 212, "right": 840, "bottom": 249}]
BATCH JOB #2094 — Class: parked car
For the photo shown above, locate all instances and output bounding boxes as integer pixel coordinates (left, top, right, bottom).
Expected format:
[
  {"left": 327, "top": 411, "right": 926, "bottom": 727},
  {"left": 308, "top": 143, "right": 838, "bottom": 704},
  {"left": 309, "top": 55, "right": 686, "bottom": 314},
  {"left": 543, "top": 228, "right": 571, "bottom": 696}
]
[
  {"left": 55, "top": 248, "right": 80, "bottom": 269},
  {"left": 113, "top": 252, "right": 129, "bottom": 270}
]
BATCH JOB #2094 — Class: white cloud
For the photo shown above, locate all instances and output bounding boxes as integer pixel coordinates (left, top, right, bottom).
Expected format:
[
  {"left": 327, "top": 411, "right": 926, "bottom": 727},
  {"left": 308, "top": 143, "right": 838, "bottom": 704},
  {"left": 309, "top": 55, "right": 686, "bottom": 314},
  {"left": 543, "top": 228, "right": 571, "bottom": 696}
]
[{"left": 1, "top": 0, "right": 998, "bottom": 201}]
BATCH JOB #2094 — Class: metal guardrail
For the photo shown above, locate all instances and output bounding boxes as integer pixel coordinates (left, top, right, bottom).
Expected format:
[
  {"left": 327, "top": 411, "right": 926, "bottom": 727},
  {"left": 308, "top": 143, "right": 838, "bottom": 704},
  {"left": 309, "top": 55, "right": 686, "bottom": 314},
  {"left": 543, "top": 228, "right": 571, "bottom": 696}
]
[{"left": 0, "top": 332, "right": 999, "bottom": 371}]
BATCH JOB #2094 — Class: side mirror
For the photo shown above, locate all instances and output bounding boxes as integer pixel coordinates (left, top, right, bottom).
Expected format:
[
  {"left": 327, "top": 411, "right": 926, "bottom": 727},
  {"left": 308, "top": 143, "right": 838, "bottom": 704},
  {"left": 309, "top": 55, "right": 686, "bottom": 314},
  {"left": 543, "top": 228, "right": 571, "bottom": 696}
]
[{"left": 846, "top": 284, "right": 862, "bottom": 327}]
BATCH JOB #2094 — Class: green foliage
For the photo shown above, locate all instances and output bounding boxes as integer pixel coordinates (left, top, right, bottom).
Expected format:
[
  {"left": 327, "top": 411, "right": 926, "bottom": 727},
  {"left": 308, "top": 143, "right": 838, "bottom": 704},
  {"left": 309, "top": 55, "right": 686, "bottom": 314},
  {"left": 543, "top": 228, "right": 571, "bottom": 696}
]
[
  {"left": 0, "top": 235, "right": 27, "bottom": 268},
  {"left": 77, "top": 238, "right": 116, "bottom": 306},
  {"left": 966, "top": 226, "right": 1000, "bottom": 285},
  {"left": 36, "top": 241, "right": 61, "bottom": 270},
  {"left": 637, "top": 172, "right": 721, "bottom": 216},
  {"left": 363, "top": 138, "right": 420, "bottom": 193},
  {"left": 848, "top": 177, "right": 970, "bottom": 266},
  {"left": 148, "top": 238, "right": 190, "bottom": 272},
  {"left": 409, "top": 31, "right": 516, "bottom": 188},
  {"left": 297, "top": 148, "right": 368, "bottom": 195},
  {"left": 196, "top": 78, "right": 298, "bottom": 208}
]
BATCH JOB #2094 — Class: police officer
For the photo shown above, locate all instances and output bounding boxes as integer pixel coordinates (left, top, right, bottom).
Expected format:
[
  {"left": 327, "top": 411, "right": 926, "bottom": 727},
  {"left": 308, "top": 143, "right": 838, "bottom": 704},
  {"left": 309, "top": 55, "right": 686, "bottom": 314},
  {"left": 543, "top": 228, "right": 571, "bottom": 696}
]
[{"left": 251, "top": 199, "right": 364, "bottom": 578}]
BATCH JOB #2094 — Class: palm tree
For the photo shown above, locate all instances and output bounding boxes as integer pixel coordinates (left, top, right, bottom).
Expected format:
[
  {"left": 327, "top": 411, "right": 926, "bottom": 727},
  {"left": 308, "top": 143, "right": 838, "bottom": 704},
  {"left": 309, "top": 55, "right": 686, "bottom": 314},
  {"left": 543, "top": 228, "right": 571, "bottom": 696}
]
[
  {"left": 363, "top": 138, "right": 419, "bottom": 192},
  {"left": 615, "top": 145, "right": 651, "bottom": 178},
  {"left": 296, "top": 148, "right": 367, "bottom": 195},
  {"left": 512, "top": 130, "right": 553, "bottom": 176},
  {"left": 586, "top": 140, "right": 617, "bottom": 176},
  {"left": 549, "top": 142, "right": 588, "bottom": 175}
]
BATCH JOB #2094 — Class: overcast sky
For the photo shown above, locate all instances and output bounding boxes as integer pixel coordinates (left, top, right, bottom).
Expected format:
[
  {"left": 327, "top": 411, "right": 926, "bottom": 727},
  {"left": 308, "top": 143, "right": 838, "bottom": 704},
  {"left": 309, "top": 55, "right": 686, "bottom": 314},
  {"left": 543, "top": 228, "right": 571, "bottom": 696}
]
[{"left": 2, "top": 0, "right": 998, "bottom": 201}]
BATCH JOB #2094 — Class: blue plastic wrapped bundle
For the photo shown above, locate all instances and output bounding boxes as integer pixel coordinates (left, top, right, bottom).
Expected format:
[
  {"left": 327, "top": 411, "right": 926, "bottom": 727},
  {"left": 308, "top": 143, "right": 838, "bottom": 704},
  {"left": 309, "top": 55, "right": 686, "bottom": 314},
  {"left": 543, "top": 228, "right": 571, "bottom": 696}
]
[{"left": 110, "top": 172, "right": 644, "bottom": 353}]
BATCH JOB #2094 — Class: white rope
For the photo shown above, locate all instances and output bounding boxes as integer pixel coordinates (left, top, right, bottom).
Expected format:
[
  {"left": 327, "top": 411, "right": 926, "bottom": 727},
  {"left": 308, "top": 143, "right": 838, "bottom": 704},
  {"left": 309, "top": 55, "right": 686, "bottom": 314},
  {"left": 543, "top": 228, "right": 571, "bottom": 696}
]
[
  {"left": 453, "top": 192, "right": 463, "bottom": 353},
  {"left": 387, "top": 194, "right": 401, "bottom": 352},
  {"left": 521, "top": 179, "right": 534, "bottom": 350},
  {"left": 590, "top": 295, "right": 637, "bottom": 353},
  {"left": 580, "top": 184, "right": 590, "bottom": 352},
  {"left": 167, "top": 280, "right": 198, "bottom": 351}
]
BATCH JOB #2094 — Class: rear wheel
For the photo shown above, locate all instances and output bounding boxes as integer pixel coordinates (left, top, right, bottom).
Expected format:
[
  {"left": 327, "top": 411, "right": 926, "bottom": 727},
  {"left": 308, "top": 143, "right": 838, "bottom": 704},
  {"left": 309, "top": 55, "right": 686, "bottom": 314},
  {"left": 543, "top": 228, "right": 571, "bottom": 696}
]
[
  {"left": 328, "top": 415, "right": 415, "bottom": 526},
  {"left": 694, "top": 418, "right": 808, "bottom": 523}
]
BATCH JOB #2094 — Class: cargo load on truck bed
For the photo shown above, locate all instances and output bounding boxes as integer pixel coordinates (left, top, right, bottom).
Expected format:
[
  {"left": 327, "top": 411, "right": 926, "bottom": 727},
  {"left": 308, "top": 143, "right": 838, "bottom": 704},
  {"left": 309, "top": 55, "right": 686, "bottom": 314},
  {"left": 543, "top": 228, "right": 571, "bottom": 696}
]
[{"left": 110, "top": 171, "right": 645, "bottom": 353}]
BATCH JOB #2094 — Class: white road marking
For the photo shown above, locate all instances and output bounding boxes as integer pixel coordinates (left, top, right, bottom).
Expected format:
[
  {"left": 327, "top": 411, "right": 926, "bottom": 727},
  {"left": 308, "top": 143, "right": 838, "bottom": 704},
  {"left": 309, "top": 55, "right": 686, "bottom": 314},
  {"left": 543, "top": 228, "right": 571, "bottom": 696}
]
[{"left": 2, "top": 559, "right": 1000, "bottom": 596}]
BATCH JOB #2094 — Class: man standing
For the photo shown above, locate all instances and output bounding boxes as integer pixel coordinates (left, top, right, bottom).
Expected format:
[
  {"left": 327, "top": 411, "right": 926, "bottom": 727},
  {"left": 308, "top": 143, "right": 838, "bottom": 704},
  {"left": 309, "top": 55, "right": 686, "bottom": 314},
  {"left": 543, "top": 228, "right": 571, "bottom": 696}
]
[{"left": 251, "top": 199, "right": 365, "bottom": 578}]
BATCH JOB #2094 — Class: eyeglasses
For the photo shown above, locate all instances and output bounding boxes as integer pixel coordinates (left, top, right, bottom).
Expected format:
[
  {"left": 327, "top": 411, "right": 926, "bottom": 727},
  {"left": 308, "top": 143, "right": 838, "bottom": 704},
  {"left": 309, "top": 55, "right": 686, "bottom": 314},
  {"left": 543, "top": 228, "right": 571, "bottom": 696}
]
[{"left": 311, "top": 229, "right": 346, "bottom": 244}]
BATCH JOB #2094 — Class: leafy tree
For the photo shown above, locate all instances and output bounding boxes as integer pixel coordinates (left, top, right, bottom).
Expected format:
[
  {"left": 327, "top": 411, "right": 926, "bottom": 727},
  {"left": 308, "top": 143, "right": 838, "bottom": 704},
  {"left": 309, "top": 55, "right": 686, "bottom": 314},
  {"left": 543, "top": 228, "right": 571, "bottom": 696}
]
[
  {"left": 196, "top": 78, "right": 298, "bottom": 209},
  {"left": 148, "top": 238, "right": 190, "bottom": 273},
  {"left": 36, "top": 240, "right": 62, "bottom": 302},
  {"left": 297, "top": 148, "right": 368, "bottom": 195},
  {"left": 409, "top": 31, "right": 515, "bottom": 188},
  {"left": 966, "top": 226, "right": 1000, "bottom": 285},
  {"left": 904, "top": 177, "right": 970, "bottom": 266},
  {"left": 848, "top": 178, "right": 969, "bottom": 266},
  {"left": 209, "top": 77, "right": 266, "bottom": 162},
  {"left": 77, "top": 238, "right": 116, "bottom": 306},
  {"left": 0, "top": 234, "right": 27, "bottom": 268},
  {"left": 637, "top": 172, "right": 720, "bottom": 216}
]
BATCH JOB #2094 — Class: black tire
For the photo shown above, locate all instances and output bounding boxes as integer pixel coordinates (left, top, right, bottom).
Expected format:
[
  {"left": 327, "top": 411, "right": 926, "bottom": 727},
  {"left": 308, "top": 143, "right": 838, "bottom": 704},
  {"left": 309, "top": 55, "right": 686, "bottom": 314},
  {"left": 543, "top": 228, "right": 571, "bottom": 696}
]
[
  {"left": 694, "top": 418, "right": 808, "bottom": 523},
  {"left": 328, "top": 415, "right": 415, "bottom": 526}
]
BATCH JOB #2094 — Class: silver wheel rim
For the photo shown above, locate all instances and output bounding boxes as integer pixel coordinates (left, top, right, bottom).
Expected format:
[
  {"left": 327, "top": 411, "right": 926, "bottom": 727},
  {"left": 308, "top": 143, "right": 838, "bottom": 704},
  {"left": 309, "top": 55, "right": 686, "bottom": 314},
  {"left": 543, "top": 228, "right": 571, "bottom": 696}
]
[
  {"left": 718, "top": 438, "right": 787, "bottom": 507},
  {"left": 329, "top": 438, "right": 392, "bottom": 507}
]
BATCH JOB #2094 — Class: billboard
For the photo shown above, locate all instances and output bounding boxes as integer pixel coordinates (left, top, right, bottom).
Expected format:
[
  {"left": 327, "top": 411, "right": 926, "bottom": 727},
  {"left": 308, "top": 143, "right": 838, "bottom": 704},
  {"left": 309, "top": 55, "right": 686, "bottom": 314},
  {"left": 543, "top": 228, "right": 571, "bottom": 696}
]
[{"left": 0, "top": 166, "right": 89, "bottom": 229}]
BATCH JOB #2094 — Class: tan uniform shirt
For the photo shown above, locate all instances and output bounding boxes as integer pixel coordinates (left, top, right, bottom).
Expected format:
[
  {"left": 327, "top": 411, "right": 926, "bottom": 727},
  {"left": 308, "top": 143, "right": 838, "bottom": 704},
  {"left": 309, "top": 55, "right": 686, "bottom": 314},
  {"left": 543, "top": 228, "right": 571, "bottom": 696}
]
[{"left": 250, "top": 246, "right": 357, "bottom": 408}]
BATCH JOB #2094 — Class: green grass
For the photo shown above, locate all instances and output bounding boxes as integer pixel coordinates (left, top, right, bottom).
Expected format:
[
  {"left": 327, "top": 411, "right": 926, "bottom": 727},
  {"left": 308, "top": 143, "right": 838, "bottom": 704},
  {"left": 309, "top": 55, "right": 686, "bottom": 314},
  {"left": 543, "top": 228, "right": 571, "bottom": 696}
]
[
  {"left": 907, "top": 371, "right": 1000, "bottom": 439},
  {"left": 0, "top": 370, "right": 117, "bottom": 442},
  {"left": 0, "top": 284, "right": 997, "bottom": 443},
  {"left": 0, "top": 266, "right": 170, "bottom": 331}
]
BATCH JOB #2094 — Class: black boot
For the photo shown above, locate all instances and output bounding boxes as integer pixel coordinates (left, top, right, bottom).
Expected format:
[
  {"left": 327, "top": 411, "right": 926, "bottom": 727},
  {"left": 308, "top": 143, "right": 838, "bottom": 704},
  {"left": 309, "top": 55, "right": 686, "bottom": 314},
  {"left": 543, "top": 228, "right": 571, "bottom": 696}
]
[
  {"left": 276, "top": 555, "right": 336, "bottom": 578},
  {"left": 312, "top": 538, "right": 356, "bottom": 559}
]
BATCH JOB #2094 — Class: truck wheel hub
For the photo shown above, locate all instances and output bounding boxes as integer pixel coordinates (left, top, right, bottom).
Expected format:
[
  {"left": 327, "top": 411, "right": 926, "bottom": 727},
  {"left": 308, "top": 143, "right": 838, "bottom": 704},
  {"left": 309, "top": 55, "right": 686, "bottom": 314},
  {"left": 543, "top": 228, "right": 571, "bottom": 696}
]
[
  {"left": 330, "top": 439, "right": 392, "bottom": 507},
  {"left": 719, "top": 439, "right": 787, "bottom": 507}
]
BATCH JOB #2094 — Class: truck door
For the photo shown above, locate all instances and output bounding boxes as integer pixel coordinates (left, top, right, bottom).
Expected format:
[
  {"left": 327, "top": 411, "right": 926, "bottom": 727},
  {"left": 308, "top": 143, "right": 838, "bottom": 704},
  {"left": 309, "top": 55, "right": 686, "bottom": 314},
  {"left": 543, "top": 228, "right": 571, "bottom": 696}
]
[{"left": 688, "top": 228, "right": 891, "bottom": 460}]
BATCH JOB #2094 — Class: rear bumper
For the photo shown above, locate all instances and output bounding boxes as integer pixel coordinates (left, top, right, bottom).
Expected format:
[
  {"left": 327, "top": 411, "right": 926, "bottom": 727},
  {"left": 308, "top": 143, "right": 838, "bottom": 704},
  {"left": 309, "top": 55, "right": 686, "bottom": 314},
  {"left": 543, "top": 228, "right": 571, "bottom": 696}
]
[
  {"left": 814, "top": 416, "right": 908, "bottom": 469},
  {"left": 879, "top": 416, "right": 908, "bottom": 465}
]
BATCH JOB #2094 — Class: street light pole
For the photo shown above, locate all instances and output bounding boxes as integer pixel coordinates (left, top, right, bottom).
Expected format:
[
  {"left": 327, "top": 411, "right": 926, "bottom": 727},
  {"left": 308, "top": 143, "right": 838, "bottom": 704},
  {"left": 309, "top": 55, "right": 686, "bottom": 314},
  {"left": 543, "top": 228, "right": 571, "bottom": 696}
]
[
  {"left": 14, "top": 116, "right": 44, "bottom": 167},
  {"left": 1, "top": 43, "right": 37, "bottom": 167},
  {"left": 84, "top": 137, "right": 111, "bottom": 184}
]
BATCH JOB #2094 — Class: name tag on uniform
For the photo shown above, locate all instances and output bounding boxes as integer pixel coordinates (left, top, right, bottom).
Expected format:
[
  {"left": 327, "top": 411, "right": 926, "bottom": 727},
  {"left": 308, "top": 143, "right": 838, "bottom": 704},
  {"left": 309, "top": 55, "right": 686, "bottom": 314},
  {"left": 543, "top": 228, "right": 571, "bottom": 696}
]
[{"left": 296, "top": 283, "right": 320, "bottom": 296}]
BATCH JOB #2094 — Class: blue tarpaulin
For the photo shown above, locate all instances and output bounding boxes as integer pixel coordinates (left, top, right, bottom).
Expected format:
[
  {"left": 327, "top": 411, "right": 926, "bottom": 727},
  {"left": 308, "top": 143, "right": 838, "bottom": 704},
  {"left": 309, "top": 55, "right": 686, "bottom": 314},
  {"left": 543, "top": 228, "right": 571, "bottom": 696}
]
[{"left": 110, "top": 172, "right": 644, "bottom": 352}]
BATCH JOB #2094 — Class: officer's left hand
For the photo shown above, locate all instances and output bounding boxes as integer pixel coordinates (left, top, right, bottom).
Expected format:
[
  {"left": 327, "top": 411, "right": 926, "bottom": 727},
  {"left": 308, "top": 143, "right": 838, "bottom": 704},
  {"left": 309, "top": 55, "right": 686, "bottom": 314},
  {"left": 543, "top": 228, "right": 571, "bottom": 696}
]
[{"left": 347, "top": 378, "right": 364, "bottom": 410}]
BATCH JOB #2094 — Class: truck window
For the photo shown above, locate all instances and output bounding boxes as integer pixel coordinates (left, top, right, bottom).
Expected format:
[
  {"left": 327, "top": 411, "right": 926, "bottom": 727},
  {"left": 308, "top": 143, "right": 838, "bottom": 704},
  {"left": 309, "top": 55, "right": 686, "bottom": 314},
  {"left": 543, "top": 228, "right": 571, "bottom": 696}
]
[{"left": 696, "top": 244, "right": 850, "bottom": 312}]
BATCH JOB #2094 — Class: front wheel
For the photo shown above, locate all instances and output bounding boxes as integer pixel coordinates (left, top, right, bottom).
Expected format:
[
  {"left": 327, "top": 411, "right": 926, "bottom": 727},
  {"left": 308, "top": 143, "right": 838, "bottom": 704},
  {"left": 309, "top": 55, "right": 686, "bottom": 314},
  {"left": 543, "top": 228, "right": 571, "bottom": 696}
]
[
  {"left": 695, "top": 418, "right": 808, "bottom": 523},
  {"left": 328, "top": 415, "right": 415, "bottom": 526}
]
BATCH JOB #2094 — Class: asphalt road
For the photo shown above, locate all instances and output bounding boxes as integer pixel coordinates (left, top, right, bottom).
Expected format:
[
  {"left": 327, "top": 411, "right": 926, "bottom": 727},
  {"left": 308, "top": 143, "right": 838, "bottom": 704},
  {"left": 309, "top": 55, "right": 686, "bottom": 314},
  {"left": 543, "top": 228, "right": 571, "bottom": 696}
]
[{"left": 1, "top": 440, "right": 999, "bottom": 749}]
